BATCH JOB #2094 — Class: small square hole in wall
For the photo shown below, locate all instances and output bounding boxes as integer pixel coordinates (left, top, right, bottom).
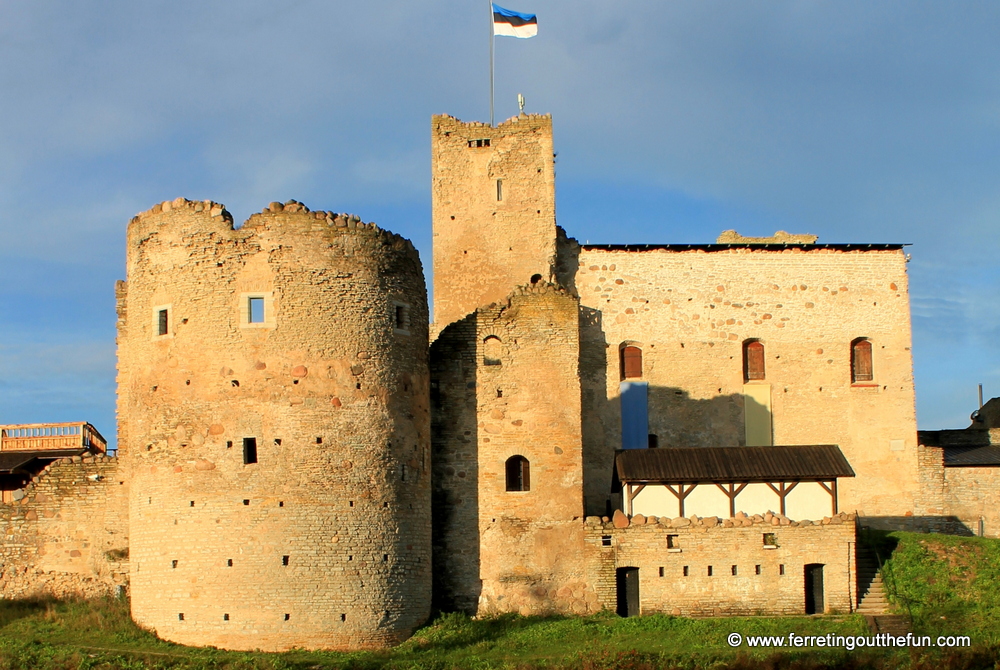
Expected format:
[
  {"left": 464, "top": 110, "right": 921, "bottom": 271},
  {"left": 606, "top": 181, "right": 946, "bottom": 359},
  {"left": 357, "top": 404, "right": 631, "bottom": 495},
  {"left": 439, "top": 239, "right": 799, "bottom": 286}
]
[
  {"left": 284, "top": 613, "right": 290, "bottom": 621},
  {"left": 178, "top": 613, "right": 184, "bottom": 621},
  {"left": 393, "top": 302, "right": 410, "bottom": 334},
  {"left": 658, "top": 567, "right": 664, "bottom": 577},
  {"left": 340, "top": 613, "right": 346, "bottom": 622},
  {"left": 601, "top": 535, "right": 611, "bottom": 547},
  {"left": 224, "top": 613, "right": 230, "bottom": 621},
  {"left": 731, "top": 565, "right": 738, "bottom": 576},
  {"left": 190, "top": 501, "right": 194, "bottom": 507},
  {"left": 683, "top": 566, "right": 689, "bottom": 576},
  {"left": 316, "top": 437, "right": 323, "bottom": 444},
  {"left": 755, "top": 564, "right": 761, "bottom": 575},
  {"left": 274, "top": 438, "right": 282, "bottom": 446},
  {"left": 282, "top": 555, "right": 289, "bottom": 566},
  {"left": 707, "top": 566, "right": 713, "bottom": 577},
  {"left": 226, "top": 441, "right": 233, "bottom": 449},
  {"left": 348, "top": 555, "right": 353, "bottom": 561},
  {"left": 227, "top": 559, "right": 233, "bottom": 567},
  {"left": 383, "top": 554, "right": 389, "bottom": 562},
  {"left": 243, "top": 499, "right": 250, "bottom": 506},
  {"left": 279, "top": 501, "right": 284, "bottom": 507},
  {"left": 349, "top": 501, "right": 354, "bottom": 507},
  {"left": 172, "top": 560, "right": 178, "bottom": 569}
]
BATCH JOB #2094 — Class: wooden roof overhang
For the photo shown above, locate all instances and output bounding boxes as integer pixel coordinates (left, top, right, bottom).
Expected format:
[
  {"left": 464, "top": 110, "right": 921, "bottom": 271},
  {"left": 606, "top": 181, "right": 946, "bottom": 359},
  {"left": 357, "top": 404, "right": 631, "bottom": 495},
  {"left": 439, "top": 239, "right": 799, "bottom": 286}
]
[{"left": 614, "top": 445, "right": 855, "bottom": 518}]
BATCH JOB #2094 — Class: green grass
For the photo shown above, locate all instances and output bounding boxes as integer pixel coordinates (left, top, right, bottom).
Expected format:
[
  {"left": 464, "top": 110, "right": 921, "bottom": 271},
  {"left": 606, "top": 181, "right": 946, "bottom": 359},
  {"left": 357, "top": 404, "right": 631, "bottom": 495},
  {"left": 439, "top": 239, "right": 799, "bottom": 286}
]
[
  {"left": 3, "top": 531, "right": 1000, "bottom": 670},
  {"left": 879, "top": 529, "right": 1000, "bottom": 644}
]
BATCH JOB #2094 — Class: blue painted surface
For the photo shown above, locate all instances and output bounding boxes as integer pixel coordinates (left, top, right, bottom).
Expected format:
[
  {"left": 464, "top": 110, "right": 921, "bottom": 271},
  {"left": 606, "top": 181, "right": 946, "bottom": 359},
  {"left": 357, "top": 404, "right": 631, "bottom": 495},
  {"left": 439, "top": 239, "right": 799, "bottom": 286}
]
[{"left": 620, "top": 382, "right": 649, "bottom": 450}]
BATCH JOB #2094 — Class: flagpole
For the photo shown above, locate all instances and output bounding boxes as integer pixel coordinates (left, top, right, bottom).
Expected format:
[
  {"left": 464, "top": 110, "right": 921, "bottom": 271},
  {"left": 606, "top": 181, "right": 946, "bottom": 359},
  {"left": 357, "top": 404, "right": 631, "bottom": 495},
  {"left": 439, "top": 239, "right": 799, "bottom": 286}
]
[{"left": 489, "top": 0, "right": 495, "bottom": 126}]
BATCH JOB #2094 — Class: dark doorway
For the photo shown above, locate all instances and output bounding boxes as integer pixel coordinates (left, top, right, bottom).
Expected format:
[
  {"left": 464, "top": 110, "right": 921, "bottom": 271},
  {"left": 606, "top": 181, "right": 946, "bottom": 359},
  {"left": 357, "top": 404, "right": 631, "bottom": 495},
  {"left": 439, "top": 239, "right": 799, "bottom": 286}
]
[
  {"left": 615, "top": 567, "right": 640, "bottom": 617},
  {"left": 804, "top": 564, "right": 824, "bottom": 614}
]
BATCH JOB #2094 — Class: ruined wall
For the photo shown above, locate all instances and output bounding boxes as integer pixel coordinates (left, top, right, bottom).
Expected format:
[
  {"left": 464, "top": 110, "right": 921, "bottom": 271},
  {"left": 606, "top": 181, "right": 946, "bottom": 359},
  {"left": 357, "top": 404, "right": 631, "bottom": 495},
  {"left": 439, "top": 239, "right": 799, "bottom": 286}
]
[
  {"left": 431, "top": 115, "right": 557, "bottom": 332},
  {"left": 117, "top": 198, "right": 431, "bottom": 651},
  {"left": 0, "top": 455, "right": 128, "bottom": 598},
  {"left": 570, "top": 245, "right": 920, "bottom": 521},
  {"left": 584, "top": 511, "right": 857, "bottom": 616},
  {"left": 431, "top": 285, "right": 596, "bottom": 616}
]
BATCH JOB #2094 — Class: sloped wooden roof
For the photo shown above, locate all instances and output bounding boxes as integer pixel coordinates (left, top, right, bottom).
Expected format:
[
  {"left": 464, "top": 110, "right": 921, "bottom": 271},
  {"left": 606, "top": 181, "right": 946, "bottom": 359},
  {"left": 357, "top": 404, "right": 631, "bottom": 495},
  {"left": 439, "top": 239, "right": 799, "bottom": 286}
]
[
  {"left": 0, "top": 449, "right": 85, "bottom": 474},
  {"left": 614, "top": 445, "right": 855, "bottom": 484}
]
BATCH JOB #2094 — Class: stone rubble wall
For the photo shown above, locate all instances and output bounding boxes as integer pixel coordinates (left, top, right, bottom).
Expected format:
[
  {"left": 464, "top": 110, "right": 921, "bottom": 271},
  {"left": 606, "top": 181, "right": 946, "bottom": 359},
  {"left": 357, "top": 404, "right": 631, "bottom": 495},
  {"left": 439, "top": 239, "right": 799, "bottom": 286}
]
[
  {"left": 571, "top": 245, "right": 921, "bottom": 520},
  {"left": 431, "top": 284, "right": 594, "bottom": 616},
  {"left": 0, "top": 455, "right": 128, "bottom": 599},
  {"left": 584, "top": 510, "right": 857, "bottom": 616},
  {"left": 431, "top": 114, "right": 557, "bottom": 332},
  {"left": 118, "top": 198, "right": 431, "bottom": 651}
]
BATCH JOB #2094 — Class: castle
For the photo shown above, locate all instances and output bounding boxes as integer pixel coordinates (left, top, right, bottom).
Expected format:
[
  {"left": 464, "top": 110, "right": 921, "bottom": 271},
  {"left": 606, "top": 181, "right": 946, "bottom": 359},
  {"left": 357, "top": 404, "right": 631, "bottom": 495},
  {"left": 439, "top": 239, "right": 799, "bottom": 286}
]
[{"left": 0, "top": 112, "right": 997, "bottom": 651}]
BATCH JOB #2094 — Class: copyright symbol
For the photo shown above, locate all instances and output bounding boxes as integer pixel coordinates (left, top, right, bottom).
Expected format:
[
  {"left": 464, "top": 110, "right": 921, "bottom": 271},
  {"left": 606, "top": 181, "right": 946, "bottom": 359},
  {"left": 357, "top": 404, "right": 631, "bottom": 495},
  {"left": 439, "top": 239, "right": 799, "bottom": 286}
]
[{"left": 728, "top": 633, "right": 742, "bottom": 647}]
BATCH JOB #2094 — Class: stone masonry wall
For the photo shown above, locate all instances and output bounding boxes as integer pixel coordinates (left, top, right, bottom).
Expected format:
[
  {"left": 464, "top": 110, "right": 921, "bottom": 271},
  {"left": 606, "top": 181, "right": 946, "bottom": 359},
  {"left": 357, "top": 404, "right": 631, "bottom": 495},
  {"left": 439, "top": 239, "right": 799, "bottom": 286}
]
[
  {"left": 943, "top": 463, "right": 1000, "bottom": 538},
  {"left": 0, "top": 455, "right": 128, "bottom": 598},
  {"left": 431, "top": 284, "right": 596, "bottom": 616},
  {"left": 431, "top": 114, "right": 557, "bottom": 332},
  {"left": 584, "top": 511, "right": 857, "bottom": 616},
  {"left": 118, "top": 198, "right": 431, "bottom": 651},
  {"left": 570, "top": 244, "right": 920, "bottom": 521}
]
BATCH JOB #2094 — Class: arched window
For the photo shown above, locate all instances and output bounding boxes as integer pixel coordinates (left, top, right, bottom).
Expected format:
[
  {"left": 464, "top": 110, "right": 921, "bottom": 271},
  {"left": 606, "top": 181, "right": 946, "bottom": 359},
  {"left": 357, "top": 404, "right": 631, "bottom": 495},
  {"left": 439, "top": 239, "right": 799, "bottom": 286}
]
[
  {"left": 852, "top": 338, "right": 873, "bottom": 383},
  {"left": 620, "top": 345, "right": 643, "bottom": 380},
  {"left": 743, "top": 340, "right": 765, "bottom": 382},
  {"left": 483, "top": 336, "right": 502, "bottom": 366},
  {"left": 505, "top": 455, "right": 530, "bottom": 491}
]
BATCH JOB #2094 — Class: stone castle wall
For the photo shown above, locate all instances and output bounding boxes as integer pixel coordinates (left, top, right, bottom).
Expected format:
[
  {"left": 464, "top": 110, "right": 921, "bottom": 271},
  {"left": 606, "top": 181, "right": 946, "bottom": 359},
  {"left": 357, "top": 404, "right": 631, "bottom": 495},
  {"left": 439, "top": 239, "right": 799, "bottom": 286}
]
[
  {"left": 117, "top": 198, "right": 431, "bottom": 651},
  {"left": 431, "top": 284, "right": 594, "bottom": 616},
  {"left": 0, "top": 455, "right": 127, "bottom": 598},
  {"left": 569, "top": 243, "right": 920, "bottom": 521},
  {"left": 584, "top": 511, "right": 857, "bottom": 616},
  {"left": 431, "top": 114, "right": 557, "bottom": 331}
]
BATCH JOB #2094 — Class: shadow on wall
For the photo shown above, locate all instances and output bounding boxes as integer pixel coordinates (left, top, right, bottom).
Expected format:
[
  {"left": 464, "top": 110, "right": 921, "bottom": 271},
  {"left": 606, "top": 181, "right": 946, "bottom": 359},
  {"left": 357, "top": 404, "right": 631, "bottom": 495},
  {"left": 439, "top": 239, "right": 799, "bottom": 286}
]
[
  {"left": 578, "top": 306, "right": 754, "bottom": 516},
  {"left": 430, "top": 314, "right": 481, "bottom": 614},
  {"left": 862, "top": 516, "right": 971, "bottom": 535}
]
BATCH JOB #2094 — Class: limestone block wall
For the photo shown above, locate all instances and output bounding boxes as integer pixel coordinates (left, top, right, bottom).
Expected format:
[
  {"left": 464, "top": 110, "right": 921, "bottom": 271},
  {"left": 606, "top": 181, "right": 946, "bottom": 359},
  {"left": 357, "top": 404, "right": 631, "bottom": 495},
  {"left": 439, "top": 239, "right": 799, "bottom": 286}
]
[
  {"left": 117, "top": 198, "right": 431, "bottom": 651},
  {"left": 584, "top": 511, "right": 857, "bottom": 616},
  {"left": 0, "top": 455, "right": 128, "bottom": 598},
  {"left": 568, "top": 243, "right": 920, "bottom": 521},
  {"left": 943, "top": 462, "right": 1000, "bottom": 538},
  {"left": 431, "top": 284, "right": 595, "bottom": 616},
  {"left": 431, "top": 114, "right": 557, "bottom": 330}
]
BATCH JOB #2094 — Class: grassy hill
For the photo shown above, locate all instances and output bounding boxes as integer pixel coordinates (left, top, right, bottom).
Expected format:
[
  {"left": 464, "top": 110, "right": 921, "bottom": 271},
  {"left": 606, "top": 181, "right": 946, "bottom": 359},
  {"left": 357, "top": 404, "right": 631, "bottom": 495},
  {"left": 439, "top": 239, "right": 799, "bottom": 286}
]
[{"left": 0, "top": 530, "right": 996, "bottom": 669}]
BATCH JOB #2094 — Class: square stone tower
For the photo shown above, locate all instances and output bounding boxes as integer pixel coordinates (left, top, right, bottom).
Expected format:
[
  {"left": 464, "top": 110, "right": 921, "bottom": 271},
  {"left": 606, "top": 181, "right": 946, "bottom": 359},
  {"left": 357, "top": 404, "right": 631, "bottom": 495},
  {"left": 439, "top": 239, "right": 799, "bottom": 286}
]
[{"left": 431, "top": 114, "right": 557, "bottom": 330}]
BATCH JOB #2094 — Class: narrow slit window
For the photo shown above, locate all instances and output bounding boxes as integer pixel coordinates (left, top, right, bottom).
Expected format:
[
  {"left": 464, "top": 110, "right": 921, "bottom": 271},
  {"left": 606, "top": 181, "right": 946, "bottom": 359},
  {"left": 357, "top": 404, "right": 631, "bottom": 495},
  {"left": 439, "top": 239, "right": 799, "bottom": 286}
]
[
  {"left": 683, "top": 566, "right": 689, "bottom": 576},
  {"left": 505, "top": 455, "right": 530, "bottom": 491},
  {"left": 620, "top": 345, "right": 643, "bottom": 380},
  {"left": 243, "top": 438, "right": 258, "bottom": 465},
  {"left": 708, "top": 566, "right": 713, "bottom": 577},
  {"left": 496, "top": 179, "right": 504, "bottom": 201},
  {"left": 731, "top": 565, "right": 738, "bottom": 576},
  {"left": 157, "top": 309, "right": 169, "bottom": 336},
  {"left": 852, "top": 338, "right": 873, "bottom": 383},
  {"left": 743, "top": 340, "right": 765, "bottom": 381},
  {"left": 248, "top": 297, "right": 265, "bottom": 323}
]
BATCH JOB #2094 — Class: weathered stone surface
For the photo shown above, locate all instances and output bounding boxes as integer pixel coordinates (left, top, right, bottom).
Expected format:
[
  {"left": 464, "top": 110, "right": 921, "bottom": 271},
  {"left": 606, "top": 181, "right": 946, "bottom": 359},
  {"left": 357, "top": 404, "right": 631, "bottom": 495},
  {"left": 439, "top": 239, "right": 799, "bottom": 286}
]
[{"left": 612, "top": 510, "right": 630, "bottom": 528}]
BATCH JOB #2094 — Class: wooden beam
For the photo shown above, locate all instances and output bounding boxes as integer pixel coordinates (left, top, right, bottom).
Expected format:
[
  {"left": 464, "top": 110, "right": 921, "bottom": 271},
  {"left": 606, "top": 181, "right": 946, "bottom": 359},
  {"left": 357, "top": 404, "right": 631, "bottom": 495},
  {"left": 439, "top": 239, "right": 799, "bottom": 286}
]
[
  {"left": 716, "top": 482, "right": 748, "bottom": 518},
  {"left": 765, "top": 481, "right": 798, "bottom": 516}
]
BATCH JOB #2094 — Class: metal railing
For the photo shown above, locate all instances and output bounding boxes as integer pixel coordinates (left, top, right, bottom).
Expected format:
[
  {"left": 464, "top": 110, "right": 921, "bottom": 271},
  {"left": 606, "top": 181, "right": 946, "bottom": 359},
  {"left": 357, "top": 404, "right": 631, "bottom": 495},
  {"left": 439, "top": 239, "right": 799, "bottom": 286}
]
[{"left": 0, "top": 422, "right": 107, "bottom": 453}]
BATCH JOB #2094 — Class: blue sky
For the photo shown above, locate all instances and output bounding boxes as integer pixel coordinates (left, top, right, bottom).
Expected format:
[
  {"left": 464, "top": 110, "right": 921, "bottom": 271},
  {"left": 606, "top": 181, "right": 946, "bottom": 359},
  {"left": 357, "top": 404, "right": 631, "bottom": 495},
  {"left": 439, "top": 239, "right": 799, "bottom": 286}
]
[{"left": 1, "top": 1, "right": 998, "bottom": 448}]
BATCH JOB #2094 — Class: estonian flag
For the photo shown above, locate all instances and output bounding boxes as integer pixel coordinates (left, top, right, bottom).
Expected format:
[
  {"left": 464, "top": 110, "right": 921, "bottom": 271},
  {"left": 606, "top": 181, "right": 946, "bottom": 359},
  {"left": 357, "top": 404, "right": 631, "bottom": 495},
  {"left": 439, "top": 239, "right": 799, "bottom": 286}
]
[{"left": 493, "top": 4, "right": 537, "bottom": 39}]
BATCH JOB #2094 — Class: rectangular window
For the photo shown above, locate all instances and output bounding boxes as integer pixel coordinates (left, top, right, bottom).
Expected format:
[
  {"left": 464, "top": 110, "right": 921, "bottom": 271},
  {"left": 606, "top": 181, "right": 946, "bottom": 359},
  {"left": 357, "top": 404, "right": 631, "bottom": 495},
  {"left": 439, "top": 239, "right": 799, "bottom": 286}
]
[
  {"left": 393, "top": 301, "right": 410, "bottom": 334},
  {"left": 158, "top": 309, "right": 169, "bottom": 336},
  {"left": 248, "top": 297, "right": 264, "bottom": 323},
  {"left": 683, "top": 566, "right": 689, "bottom": 576},
  {"left": 601, "top": 535, "right": 612, "bottom": 547},
  {"left": 731, "top": 565, "right": 738, "bottom": 576},
  {"left": 243, "top": 437, "right": 258, "bottom": 465},
  {"left": 658, "top": 567, "right": 664, "bottom": 577},
  {"left": 755, "top": 564, "right": 761, "bottom": 575},
  {"left": 707, "top": 565, "right": 713, "bottom": 577},
  {"left": 763, "top": 533, "right": 777, "bottom": 547},
  {"left": 496, "top": 179, "right": 503, "bottom": 201},
  {"left": 666, "top": 534, "right": 678, "bottom": 549}
]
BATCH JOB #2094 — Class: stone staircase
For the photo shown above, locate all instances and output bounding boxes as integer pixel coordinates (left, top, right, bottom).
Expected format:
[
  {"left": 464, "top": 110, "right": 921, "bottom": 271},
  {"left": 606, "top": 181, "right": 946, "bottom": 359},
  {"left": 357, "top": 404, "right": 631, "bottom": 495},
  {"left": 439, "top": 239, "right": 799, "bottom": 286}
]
[{"left": 856, "top": 546, "right": 888, "bottom": 615}]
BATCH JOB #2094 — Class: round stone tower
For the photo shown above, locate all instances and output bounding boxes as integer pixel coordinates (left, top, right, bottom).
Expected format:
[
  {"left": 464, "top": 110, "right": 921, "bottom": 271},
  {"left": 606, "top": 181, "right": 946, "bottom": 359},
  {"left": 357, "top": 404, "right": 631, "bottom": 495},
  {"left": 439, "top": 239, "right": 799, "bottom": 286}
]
[{"left": 116, "top": 198, "right": 431, "bottom": 651}]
